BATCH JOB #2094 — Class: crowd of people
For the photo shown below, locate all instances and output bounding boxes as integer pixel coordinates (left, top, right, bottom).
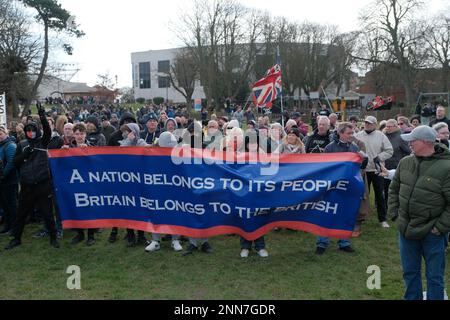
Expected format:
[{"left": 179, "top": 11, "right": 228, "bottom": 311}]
[{"left": 0, "top": 101, "right": 449, "bottom": 299}]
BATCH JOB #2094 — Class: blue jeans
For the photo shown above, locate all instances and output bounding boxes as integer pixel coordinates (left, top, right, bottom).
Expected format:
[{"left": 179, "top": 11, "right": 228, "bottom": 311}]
[
  {"left": 316, "top": 237, "right": 350, "bottom": 249},
  {"left": 240, "top": 236, "right": 265, "bottom": 251},
  {"left": 399, "top": 232, "right": 447, "bottom": 300}
]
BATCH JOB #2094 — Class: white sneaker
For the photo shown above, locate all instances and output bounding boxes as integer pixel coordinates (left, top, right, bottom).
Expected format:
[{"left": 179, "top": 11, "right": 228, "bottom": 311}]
[
  {"left": 171, "top": 240, "right": 183, "bottom": 252},
  {"left": 145, "top": 241, "right": 160, "bottom": 252},
  {"left": 257, "top": 249, "right": 269, "bottom": 258},
  {"left": 240, "top": 249, "right": 249, "bottom": 258},
  {"left": 381, "top": 221, "right": 390, "bottom": 228}
]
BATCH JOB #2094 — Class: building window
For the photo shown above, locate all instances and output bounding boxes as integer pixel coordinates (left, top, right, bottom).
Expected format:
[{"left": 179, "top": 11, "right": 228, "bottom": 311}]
[
  {"left": 158, "top": 60, "right": 170, "bottom": 74},
  {"left": 158, "top": 76, "right": 171, "bottom": 88},
  {"left": 139, "top": 62, "right": 151, "bottom": 89}
]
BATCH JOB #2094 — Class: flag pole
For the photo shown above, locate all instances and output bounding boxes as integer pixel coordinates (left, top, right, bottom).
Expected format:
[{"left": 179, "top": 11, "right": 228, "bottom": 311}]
[{"left": 277, "top": 46, "right": 285, "bottom": 128}]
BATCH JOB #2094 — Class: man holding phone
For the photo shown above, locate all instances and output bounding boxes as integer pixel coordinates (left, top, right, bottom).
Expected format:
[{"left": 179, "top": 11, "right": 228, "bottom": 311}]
[{"left": 355, "top": 116, "right": 394, "bottom": 228}]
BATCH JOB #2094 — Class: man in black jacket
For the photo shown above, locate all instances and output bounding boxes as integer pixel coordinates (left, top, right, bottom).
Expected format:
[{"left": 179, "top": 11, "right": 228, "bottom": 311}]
[
  {"left": 303, "top": 116, "right": 332, "bottom": 153},
  {"left": 5, "top": 105, "right": 59, "bottom": 250}
]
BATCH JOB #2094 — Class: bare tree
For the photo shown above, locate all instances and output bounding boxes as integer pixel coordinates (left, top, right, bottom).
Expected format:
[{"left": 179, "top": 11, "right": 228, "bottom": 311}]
[
  {"left": 167, "top": 48, "right": 198, "bottom": 106},
  {"left": 424, "top": 14, "right": 450, "bottom": 92},
  {"left": 357, "top": 0, "right": 427, "bottom": 108},
  {"left": 175, "top": 0, "right": 264, "bottom": 107},
  {"left": 19, "top": 0, "right": 84, "bottom": 116},
  {"left": 0, "top": 0, "right": 40, "bottom": 118}
]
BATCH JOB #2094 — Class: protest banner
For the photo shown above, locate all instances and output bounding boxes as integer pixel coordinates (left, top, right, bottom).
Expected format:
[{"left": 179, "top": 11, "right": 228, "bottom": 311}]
[
  {"left": 0, "top": 93, "right": 6, "bottom": 128},
  {"left": 48, "top": 147, "right": 365, "bottom": 240}
]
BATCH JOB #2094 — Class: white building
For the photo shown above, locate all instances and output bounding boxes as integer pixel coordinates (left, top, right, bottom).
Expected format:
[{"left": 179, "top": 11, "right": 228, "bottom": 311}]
[{"left": 131, "top": 48, "right": 205, "bottom": 103}]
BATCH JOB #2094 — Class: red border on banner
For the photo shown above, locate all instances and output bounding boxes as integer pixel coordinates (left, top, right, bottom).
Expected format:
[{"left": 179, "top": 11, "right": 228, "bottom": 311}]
[
  {"left": 48, "top": 147, "right": 362, "bottom": 164},
  {"left": 63, "top": 219, "right": 352, "bottom": 240}
]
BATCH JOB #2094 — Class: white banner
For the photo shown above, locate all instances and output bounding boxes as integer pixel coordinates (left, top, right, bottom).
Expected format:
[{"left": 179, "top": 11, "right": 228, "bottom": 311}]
[{"left": 0, "top": 93, "right": 6, "bottom": 128}]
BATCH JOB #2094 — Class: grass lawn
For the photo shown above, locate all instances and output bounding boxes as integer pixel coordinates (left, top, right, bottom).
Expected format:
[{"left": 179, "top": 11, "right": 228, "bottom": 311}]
[{"left": 0, "top": 200, "right": 448, "bottom": 300}]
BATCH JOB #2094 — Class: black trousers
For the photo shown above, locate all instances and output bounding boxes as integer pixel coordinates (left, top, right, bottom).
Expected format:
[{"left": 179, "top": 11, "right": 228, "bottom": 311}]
[
  {"left": 13, "top": 180, "right": 56, "bottom": 241},
  {"left": 111, "top": 227, "right": 145, "bottom": 238},
  {"left": 0, "top": 184, "right": 18, "bottom": 232},
  {"left": 366, "top": 172, "right": 387, "bottom": 223},
  {"left": 384, "top": 179, "right": 392, "bottom": 211}
]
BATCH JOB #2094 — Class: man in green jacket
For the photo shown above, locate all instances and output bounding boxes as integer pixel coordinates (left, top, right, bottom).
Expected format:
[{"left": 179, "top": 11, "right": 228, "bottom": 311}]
[{"left": 388, "top": 125, "right": 450, "bottom": 300}]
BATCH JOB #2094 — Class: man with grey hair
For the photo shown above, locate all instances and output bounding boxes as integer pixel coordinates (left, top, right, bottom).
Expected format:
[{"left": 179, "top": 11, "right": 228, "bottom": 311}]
[
  {"left": 303, "top": 116, "right": 332, "bottom": 153},
  {"left": 389, "top": 125, "right": 450, "bottom": 300},
  {"left": 429, "top": 105, "right": 450, "bottom": 128},
  {"left": 432, "top": 122, "right": 449, "bottom": 148}
]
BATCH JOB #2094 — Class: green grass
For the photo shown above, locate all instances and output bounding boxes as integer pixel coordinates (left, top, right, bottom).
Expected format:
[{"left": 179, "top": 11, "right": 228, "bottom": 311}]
[{"left": 0, "top": 201, "right": 448, "bottom": 300}]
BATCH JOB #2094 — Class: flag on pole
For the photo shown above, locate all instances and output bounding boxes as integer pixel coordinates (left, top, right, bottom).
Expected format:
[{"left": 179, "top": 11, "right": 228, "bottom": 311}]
[
  {"left": 0, "top": 93, "right": 6, "bottom": 128},
  {"left": 252, "top": 64, "right": 282, "bottom": 109}
]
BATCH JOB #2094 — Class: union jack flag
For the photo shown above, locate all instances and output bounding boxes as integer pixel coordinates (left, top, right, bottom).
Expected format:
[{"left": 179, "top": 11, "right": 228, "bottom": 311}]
[{"left": 252, "top": 64, "right": 282, "bottom": 109}]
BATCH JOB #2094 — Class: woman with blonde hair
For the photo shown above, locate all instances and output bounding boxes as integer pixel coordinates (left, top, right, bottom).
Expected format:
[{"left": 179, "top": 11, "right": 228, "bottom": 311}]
[
  {"left": 55, "top": 115, "right": 68, "bottom": 136},
  {"left": 276, "top": 128, "right": 305, "bottom": 154}
]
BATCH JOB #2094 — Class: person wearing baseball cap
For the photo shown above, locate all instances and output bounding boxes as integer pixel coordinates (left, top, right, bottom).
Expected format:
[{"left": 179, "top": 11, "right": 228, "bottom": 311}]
[
  {"left": 388, "top": 125, "right": 450, "bottom": 300},
  {"left": 355, "top": 115, "right": 394, "bottom": 229}
]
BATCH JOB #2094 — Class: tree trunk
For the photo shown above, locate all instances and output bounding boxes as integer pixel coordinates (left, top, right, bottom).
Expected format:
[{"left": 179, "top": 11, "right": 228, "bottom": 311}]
[{"left": 22, "top": 20, "right": 49, "bottom": 117}]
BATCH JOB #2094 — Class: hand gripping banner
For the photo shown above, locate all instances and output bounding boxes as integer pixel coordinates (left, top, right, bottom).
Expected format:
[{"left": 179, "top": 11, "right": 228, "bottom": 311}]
[{"left": 48, "top": 147, "right": 365, "bottom": 240}]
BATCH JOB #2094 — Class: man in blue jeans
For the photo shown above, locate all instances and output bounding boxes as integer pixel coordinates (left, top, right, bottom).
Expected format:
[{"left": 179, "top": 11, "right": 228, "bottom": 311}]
[
  {"left": 389, "top": 126, "right": 450, "bottom": 300},
  {"left": 315, "top": 122, "right": 363, "bottom": 255}
]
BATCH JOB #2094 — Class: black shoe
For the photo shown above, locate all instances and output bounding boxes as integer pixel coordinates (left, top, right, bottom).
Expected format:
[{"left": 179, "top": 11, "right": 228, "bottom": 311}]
[
  {"left": 5, "top": 239, "right": 21, "bottom": 250},
  {"left": 50, "top": 238, "right": 60, "bottom": 249},
  {"left": 201, "top": 242, "right": 213, "bottom": 254},
  {"left": 86, "top": 238, "right": 96, "bottom": 246},
  {"left": 71, "top": 234, "right": 85, "bottom": 245},
  {"left": 108, "top": 232, "right": 118, "bottom": 244},
  {"left": 315, "top": 247, "right": 326, "bottom": 255},
  {"left": 339, "top": 246, "right": 355, "bottom": 253},
  {"left": 0, "top": 228, "right": 11, "bottom": 236},
  {"left": 32, "top": 230, "right": 48, "bottom": 239},
  {"left": 182, "top": 244, "right": 198, "bottom": 256}
]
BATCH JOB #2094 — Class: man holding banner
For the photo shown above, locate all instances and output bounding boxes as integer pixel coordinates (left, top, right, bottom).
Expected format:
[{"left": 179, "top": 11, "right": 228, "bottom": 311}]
[{"left": 316, "top": 122, "right": 363, "bottom": 255}]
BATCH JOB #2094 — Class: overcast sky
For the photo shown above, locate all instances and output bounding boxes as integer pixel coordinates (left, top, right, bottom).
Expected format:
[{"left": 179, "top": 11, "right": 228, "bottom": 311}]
[{"left": 54, "top": 0, "right": 448, "bottom": 88}]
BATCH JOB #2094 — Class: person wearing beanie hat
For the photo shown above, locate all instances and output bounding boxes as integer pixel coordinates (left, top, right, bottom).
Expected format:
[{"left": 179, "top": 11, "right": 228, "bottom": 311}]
[
  {"left": 145, "top": 132, "right": 183, "bottom": 253},
  {"left": 389, "top": 125, "right": 450, "bottom": 300},
  {"left": 157, "top": 131, "right": 178, "bottom": 148},
  {"left": 85, "top": 116, "right": 106, "bottom": 146},
  {"left": 139, "top": 114, "right": 160, "bottom": 145},
  {"left": 276, "top": 127, "right": 305, "bottom": 154}
]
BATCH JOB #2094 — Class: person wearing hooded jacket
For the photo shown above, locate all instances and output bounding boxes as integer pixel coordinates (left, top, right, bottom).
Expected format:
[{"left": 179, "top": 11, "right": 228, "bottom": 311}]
[
  {"left": 108, "top": 112, "right": 137, "bottom": 147},
  {"left": 118, "top": 123, "right": 149, "bottom": 247},
  {"left": 85, "top": 116, "right": 106, "bottom": 147},
  {"left": 0, "top": 126, "right": 18, "bottom": 236},
  {"left": 145, "top": 131, "right": 184, "bottom": 253},
  {"left": 108, "top": 112, "right": 138, "bottom": 243},
  {"left": 5, "top": 105, "right": 59, "bottom": 250}
]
